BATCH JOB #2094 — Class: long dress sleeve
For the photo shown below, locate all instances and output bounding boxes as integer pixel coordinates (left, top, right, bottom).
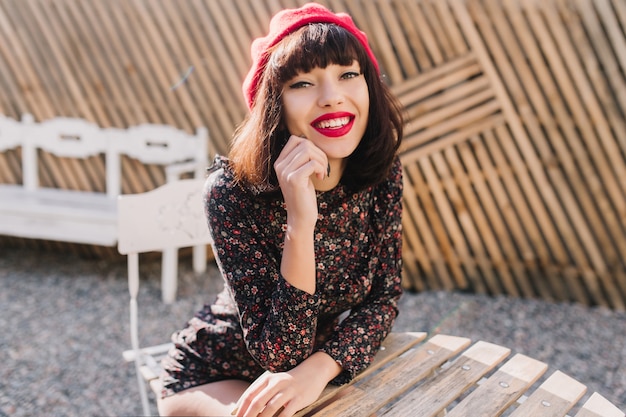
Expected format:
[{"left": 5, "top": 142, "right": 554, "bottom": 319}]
[
  {"left": 318, "top": 158, "right": 404, "bottom": 384},
  {"left": 204, "top": 165, "right": 321, "bottom": 372}
]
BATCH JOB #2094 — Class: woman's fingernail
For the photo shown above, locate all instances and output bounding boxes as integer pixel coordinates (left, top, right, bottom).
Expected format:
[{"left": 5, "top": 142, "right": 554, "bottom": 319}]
[
  {"left": 327, "top": 163, "right": 331, "bottom": 177},
  {"left": 231, "top": 406, "right": 238, "bottom": 415}
]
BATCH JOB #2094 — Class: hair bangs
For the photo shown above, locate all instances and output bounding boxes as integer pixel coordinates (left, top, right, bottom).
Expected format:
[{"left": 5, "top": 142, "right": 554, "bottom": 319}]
[{"left": 269, "top": 24, "right": 365, "bottom": 83}]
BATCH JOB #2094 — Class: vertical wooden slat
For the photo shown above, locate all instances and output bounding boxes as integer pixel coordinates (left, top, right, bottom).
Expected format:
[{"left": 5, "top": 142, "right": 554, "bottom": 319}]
[
  {"left": 475, "top": 130, "right": 552, "bottom": 301},
  {"left": 401, "top": 179, "right": 435, "bottom": 291},
  {"left": 377, "top": 0, "right": 420, "bottom": 78},
  {"left": 449, "top": 141, "right": 522, "bottom": 296},
  {"left": 555, "top": 0, "right": 626, "bottom": 193},
  {"left": 433, "top": 149, "right": 507, "bottom": 294},
  {"left": 420, "top": 0, "right": 456, "bottom": 61},
  {"left": 422, "top": 155, "right": 487, "bottom": 292},
  {"left": 467, "top": 133, "right": 540, "bottom": 299},
  {"left": 432, "top": 0, "right": 469, "bottom": 56},
  {"left": 406, "top": 162, "right": 466, "bottom": 289}
]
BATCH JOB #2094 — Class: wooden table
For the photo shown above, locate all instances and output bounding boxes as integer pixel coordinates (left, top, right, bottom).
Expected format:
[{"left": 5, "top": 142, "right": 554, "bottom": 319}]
[{"left": 295, "top": 332, "right": 625, "bottom": 417}]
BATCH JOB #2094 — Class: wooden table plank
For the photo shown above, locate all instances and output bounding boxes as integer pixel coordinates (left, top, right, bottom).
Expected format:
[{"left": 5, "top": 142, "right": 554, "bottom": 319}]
[
  {"left": 509, "top": 370, "right": 587, "bottom": 417},
  {"left": 304, "top": 335, "right": 470, "bottom": 417},
  {"left": 295, "top": 332, "right": 427, "bottom": 417},
  {"left": 380, "top": 341, "right": 510, "bottom": 416},
  {"left": 446, "top": 353, "right": 548, "bottom": 416},
  {"left": 574, "top": 392, "right": 626, "bottom": 417}
]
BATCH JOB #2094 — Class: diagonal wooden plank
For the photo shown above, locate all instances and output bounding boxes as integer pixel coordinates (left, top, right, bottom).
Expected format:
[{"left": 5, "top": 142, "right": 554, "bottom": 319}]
[
  {"left": 432, "top": 149, "right": 506, "bottom": 294},
  {"left": 0, "top": 1, "right": 56, "bottom": 118},
  {"left": 295, "top": 332, "right": 428, "bottom": 417},
  {"left": 420, "top": 155, "right": 487, "bottom": 292},
  {"left": 87, "top": 0, "right": 155, "bottom": 127},
  {"left": 20, "top": 0, "right": 89, "bottom": 117},
  {"left": 446, "top": 353, "right": 548, "bottom": 416},
  {"left": 420, "top": 0, "right": 456, "bottom": 61},
  {"left": 448, "top": 140, "right": 524, "bottom": 296},
  {"left": 405, "top": 162, "right": 467, "bottom": 289},
  {"left": 380, "top": 341, "right": 511, "bottom": 416},
  {"left": 401, "top": 174, "right": 455, "bottom": 290},
  {"left": 305, "top": 335, "right": 470, "bottom": 417},
  {"left": 432, "top": 0, "right": 469, "bottom": 56},
  {"left": 390, "top": 0, "right": 435, "bottom": 71},
  {"left": 398, "top": 0, "right": 445, "bottom": 68},
  {"left": 376, "top": 0, "right": 420, "bottom": 78},
  {"left": 509, "top": 370, "right": 587, "bottom": 417},
  {"left": 574, "top": 392, "right": 626, "bottom": 417}
]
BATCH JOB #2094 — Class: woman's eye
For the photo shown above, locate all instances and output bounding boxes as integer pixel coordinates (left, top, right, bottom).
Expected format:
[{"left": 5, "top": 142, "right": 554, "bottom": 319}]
[
  {"left": 342, "top": 71, "right": 361, "bottom": 80},
  {"left": 289, "top": 81, "right": 311, "bottom": 89}
]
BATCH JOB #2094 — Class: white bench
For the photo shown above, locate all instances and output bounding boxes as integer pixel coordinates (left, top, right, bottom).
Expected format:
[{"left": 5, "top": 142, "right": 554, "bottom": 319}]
[{"left": 0, "top": 114, "right": 210, "bottom": 303}]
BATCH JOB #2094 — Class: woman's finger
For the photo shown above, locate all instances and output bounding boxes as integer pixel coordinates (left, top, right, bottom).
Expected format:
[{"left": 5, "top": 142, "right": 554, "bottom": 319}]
[
  {"left": 258, "top": 392, "right": 288, "bottom": 417},
  {"left": 242, "top": 386, "right": 282, "bottom": 417},
  {"left": 277, "top": 136, "right": 326, "bottom": 168},
  {"left": 275, "top": 137, "right": 328, "bottom": 182},
  {"left": 234, "top": 372, "right": 271, "bottom": 416}
]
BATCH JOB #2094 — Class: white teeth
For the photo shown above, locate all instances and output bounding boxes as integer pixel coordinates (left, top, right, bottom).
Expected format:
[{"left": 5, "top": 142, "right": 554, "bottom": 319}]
[{"left": 316, "top": 116, "right": 350, "bottom": 129}]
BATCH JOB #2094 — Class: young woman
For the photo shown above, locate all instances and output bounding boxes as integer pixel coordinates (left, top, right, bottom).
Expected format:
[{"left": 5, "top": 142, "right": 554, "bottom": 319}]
[{"left": 158, "top": 3, "right": 404, "bottom": 416}]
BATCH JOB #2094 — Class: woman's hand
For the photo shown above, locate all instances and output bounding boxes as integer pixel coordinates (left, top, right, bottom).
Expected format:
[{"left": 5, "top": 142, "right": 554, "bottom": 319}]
[
  {"left": 233, "top": 353, "right": 341, "bottom": 417},
  {"left": 231, "top": 371, "right": 321, "bottom": 417},
  {"left": 274, "top": 135, "right": 328, "bottom": 294},
  {"left": 274, "top": 135, "right": 328, "bottom": 230}
]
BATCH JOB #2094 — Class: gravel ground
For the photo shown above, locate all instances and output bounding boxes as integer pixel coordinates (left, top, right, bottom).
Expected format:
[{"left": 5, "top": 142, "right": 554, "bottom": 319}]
[{"left": 1, "top": 246, "right": 624, "bottom": 416}]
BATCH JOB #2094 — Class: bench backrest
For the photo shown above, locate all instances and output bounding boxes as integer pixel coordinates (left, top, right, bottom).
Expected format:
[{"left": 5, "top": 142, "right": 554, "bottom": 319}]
[
  {"left": 105, "top": 124, "right": 208, "bottom": 198},
  {"left": 0, "top": 114, "right": 208, "bottom": 198},
  {"left": 0, "top": 114, "right": 23, "bottom": 152}
]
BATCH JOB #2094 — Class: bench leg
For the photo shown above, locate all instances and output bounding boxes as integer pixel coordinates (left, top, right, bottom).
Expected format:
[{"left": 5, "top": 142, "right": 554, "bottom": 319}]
[
  {"left": 192, "top": 244, "right": 207, "bottom": 274},
  {"left": 162, "top": 248, "right": 178, "bottom": 304}
]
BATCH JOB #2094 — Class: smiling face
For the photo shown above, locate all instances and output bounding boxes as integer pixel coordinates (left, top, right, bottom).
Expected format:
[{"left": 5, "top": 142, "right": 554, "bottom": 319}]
[
  {"left": 229, "top": 23, "right": 383, "bottom": 189},
  {"left": 281, "top": 61, "right": 369, "bottom": 164}
]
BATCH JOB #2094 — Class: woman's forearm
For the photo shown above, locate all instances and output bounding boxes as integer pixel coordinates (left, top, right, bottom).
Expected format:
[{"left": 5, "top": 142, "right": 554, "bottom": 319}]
[{"left": 281, "top": 222, "right": 317, "bottom": 294}]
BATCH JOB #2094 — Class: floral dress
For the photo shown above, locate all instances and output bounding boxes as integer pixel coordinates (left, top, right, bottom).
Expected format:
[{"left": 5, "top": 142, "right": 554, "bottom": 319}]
[{"left": 160, "top": 155, "right": 404, "bottom": 397}]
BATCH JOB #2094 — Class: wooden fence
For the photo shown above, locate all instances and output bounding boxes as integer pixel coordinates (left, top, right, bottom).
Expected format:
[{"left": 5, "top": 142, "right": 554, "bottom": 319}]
[{"left": 0, "top": 0, "right": 624, "bottom": 309}]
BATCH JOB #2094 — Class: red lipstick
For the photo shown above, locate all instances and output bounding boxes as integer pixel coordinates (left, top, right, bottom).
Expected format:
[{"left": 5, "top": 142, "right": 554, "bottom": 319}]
[{"left": 311, "top": 112, "right": 355, "bottom": 138}]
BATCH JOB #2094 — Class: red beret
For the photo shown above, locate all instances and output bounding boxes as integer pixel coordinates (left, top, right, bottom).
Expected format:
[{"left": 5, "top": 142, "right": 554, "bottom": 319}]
[{"left": 242, "top": 2, "right": 380, "bottom": 110}]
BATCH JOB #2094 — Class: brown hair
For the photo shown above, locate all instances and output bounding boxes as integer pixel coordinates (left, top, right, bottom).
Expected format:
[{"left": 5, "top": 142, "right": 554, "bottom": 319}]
[{"left": 229, "top": 23, "right": 403, "bottom": 192}]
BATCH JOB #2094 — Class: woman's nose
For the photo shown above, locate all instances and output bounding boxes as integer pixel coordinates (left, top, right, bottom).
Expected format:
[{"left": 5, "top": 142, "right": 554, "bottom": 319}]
[{"left": 317, "top": 81, "right": 344, "bottom": 107}]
